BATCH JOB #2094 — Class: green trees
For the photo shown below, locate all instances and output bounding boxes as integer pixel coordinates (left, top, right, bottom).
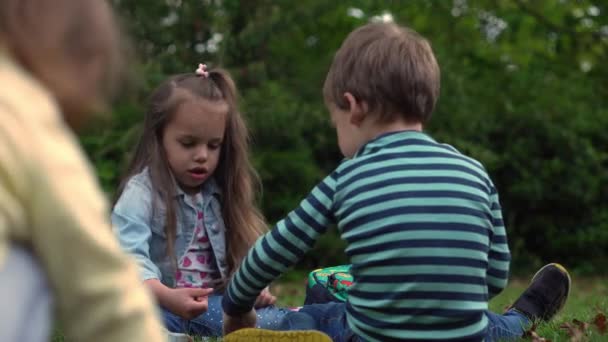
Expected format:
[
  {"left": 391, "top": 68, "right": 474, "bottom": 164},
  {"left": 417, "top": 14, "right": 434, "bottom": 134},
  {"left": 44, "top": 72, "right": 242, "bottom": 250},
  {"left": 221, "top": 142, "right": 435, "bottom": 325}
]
[{"left": 85, "top": 0, "right": 607, "bottom": 271}]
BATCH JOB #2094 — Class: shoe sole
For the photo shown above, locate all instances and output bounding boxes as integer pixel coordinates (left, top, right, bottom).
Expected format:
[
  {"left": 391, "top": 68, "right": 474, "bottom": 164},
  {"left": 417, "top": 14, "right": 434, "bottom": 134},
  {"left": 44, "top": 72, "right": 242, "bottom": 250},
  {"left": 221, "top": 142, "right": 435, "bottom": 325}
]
[
  {"left": 224, "top": 328, "right": 332, "bottom": 342},
  {"left": 530, "top": 263, "right": 571, "bottom": 314}
]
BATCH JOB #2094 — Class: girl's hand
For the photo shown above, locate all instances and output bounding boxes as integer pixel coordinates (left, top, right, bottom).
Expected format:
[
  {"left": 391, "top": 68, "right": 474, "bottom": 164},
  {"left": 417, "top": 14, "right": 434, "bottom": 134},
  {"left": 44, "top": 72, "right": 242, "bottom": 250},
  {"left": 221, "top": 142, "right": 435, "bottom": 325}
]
[
  {"left": 165, "top": 287, "right": 214, "bottom": 320},
  {"left": 253, "top": 287, "right": 276, "bottom": 309},
  {"left": 223, "top": 309, "right": 257, "bottom": 335}
]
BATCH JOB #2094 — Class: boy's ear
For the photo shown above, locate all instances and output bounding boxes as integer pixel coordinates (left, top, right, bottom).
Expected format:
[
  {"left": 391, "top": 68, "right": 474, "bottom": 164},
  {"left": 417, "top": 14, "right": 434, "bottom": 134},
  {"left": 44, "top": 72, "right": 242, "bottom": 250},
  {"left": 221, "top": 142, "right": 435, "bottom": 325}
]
[{"left": 343, "top": 92, "right": 367, "bottom": 126}]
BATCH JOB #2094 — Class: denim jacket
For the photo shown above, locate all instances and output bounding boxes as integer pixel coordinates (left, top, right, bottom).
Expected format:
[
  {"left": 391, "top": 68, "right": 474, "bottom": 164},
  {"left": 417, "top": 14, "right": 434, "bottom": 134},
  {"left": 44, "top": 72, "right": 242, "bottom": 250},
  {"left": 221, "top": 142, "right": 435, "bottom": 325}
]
[{"left": 111, "top": 168, "right": 228, "bottom": 287}]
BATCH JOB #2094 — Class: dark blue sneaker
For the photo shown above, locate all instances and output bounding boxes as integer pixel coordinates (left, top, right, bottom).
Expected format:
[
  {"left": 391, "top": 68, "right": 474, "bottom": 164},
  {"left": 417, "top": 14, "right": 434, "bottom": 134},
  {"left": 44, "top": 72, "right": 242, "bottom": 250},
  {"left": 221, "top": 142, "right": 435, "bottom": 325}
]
[{"left": 511, "top": 263, "right": 571, "bottom": 322}]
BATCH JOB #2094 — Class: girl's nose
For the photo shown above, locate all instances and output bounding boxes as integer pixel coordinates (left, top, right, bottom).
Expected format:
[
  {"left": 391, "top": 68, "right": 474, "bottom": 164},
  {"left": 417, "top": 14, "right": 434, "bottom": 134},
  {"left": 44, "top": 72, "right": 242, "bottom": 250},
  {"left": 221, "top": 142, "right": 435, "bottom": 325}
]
[{"left": 194, "top": 147, "right": 208, "bottom": 162}]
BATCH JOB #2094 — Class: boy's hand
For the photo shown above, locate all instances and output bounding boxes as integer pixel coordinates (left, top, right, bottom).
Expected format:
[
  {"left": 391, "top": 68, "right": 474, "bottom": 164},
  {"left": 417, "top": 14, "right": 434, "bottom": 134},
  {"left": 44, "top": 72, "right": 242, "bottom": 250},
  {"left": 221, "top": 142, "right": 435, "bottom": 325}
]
[
  {"left": 165, "top": 287, "right": 214, "bottom": 320},
  {"left": 254, "top": 287, "right": 276, "bottom": 308},
  {"left": 223, "top": 309, "right": 257, "bottom": 335}
]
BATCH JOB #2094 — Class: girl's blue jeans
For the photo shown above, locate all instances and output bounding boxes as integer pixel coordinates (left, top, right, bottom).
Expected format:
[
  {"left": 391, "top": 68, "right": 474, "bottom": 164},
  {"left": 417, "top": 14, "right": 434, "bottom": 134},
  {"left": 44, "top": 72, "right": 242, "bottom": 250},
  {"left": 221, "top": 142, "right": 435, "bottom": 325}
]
[
  {"left": 162, "top": 294, "right": 290, "bottom": 337},
  {"left": 279, "top": 302, "right": 531, "bottom": 342}
]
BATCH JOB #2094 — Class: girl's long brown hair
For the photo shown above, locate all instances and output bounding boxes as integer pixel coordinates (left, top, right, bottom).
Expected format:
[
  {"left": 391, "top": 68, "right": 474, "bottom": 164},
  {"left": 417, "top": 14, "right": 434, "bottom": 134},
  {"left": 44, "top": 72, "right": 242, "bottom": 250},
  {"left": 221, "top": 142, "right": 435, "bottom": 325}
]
[{"left": 114, "top": 69, "right": 266, "bottom": 287}]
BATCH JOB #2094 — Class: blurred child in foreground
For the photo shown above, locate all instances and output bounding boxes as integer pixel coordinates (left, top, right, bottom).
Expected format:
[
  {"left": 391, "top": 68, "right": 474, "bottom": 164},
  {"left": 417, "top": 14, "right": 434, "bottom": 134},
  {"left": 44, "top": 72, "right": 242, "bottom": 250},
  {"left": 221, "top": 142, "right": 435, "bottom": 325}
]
[{"left": 0, "top": 0, "right": 166, "bottom": 341}]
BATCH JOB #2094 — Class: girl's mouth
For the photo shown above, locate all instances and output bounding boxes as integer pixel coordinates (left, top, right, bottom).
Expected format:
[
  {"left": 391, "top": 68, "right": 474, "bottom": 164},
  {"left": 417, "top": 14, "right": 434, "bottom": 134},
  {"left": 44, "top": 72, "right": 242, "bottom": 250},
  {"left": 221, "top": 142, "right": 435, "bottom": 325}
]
[{"left": 188, "top": 168, "right": 208, "bottom": 180}]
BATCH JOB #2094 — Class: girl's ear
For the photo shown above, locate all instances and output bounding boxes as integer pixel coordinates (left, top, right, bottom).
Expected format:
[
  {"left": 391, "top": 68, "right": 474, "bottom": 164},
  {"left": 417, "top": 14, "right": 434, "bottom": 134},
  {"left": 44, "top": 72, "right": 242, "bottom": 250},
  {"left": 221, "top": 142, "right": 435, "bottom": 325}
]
[{"left": 343, "top": 92, "right": 367, "bottom": 126}]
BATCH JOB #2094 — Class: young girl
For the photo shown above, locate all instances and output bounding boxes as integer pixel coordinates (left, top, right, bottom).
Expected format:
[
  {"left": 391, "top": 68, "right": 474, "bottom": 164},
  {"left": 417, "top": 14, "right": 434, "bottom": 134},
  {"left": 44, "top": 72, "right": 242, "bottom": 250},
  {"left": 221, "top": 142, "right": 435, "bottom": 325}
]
[{"left": 112, "top": 64, "right": 290, "bottom": 337}]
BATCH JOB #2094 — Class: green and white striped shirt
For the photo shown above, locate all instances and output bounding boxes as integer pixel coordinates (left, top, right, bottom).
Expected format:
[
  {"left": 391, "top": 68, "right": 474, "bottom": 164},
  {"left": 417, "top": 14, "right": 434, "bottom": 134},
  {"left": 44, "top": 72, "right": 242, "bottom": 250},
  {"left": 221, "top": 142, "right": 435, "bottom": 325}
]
[{"left": 223, "top": 130, "right": 510, "bottom": 341}]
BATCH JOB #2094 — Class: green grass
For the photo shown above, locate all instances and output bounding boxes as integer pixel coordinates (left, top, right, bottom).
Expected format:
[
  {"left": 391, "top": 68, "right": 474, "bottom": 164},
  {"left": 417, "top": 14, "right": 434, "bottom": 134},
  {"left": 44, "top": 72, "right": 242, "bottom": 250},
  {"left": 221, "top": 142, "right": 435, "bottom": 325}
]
[
  {"left": 487, "top": 277, "right": 608, "bottom": 341},
  {"left": 54, "top": 275, "right": 608, "bottom": 341}
]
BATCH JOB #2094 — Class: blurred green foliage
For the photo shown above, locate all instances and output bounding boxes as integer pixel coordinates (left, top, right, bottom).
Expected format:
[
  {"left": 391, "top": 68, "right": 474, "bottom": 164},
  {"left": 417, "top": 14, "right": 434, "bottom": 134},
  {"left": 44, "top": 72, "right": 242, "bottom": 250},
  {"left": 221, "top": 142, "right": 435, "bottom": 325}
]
[{"left": 83, "top": 0, "right": 608, "bottom": 273}]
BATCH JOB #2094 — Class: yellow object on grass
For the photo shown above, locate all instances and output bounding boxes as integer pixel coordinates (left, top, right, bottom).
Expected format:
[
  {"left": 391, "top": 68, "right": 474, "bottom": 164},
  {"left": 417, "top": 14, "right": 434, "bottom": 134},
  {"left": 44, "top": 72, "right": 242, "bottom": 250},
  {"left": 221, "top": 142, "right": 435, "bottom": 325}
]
[{"left": 224, "top": 328, "right": 332, "bottom": 342}]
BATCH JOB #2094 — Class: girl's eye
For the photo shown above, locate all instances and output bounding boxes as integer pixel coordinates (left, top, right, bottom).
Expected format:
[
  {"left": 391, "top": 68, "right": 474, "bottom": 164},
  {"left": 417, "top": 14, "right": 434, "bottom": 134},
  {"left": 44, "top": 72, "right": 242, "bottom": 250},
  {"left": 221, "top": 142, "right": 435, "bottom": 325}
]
[
  {"left": 180, "top": 141, "right": 195, "bottom": 148},
  {"left": 209, "top": 143, "right": 221, "bottom": 150}
]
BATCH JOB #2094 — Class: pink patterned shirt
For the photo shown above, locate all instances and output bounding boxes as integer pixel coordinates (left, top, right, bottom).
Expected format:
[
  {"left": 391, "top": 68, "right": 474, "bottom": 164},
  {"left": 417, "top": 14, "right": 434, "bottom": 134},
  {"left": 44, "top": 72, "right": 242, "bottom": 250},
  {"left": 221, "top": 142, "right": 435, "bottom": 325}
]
[{"left": 175, "top": 193, "right": 220, "bottom": 288}]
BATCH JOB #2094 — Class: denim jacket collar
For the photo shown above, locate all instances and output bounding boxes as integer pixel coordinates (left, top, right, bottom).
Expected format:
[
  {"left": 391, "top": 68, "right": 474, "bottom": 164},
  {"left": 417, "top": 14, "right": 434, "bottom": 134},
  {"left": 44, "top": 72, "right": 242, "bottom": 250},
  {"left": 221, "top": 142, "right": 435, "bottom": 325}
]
[{"left": 172, "top": 175, "right": 222, "bottom": 199}]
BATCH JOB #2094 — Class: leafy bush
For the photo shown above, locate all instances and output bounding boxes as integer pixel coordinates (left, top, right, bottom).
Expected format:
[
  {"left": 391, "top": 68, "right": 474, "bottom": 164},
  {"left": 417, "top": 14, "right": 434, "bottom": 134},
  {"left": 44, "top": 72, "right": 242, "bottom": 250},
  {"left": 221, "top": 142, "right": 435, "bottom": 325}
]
[{"left": 84, "top": 1, "right": 608, "bottom": 272}]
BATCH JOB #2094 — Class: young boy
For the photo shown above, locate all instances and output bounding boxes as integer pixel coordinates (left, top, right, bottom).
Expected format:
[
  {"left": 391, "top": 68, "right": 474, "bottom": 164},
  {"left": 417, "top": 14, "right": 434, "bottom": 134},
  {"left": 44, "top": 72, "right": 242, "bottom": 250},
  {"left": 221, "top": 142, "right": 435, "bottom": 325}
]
[{"left": 222, "top": 22, "right": 570, "bottom": 341}]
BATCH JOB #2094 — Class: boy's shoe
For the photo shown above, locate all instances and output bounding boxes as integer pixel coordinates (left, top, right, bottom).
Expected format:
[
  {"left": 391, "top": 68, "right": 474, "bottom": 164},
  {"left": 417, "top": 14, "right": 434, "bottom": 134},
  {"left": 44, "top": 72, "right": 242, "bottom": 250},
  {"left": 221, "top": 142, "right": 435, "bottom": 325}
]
[
  {"left": 511, "top": 263, "right": 571, "bottom": 322},
  {"left": 224, "top": 328, "right": 332, "bottom": 342}
]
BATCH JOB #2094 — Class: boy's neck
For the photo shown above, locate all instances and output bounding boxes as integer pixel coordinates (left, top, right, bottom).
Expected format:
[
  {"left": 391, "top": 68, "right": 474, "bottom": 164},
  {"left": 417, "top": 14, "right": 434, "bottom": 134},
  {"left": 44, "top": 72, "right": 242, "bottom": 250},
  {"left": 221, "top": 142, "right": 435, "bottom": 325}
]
[{"left": 363, "top": 119, "right": 423, "bottom": 142}]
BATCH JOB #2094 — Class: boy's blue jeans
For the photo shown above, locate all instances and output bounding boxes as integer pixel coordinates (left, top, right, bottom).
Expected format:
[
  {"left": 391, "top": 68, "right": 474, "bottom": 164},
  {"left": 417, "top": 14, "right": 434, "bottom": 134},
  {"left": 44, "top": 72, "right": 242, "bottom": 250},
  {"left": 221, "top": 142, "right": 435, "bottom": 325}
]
[
  {"left": 162, "top": 294, "right": 290, "bottom": 337},
  {"left": 279, "top": 302, "right": 531, "bottom": 342}
]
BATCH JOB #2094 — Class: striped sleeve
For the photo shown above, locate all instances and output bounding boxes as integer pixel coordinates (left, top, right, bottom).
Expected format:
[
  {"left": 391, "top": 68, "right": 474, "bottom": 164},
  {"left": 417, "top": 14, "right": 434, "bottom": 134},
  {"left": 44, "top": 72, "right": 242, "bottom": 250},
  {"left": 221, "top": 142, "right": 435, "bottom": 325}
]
[
  {"left": 486, "top": 183, "right": 510, "bottom": 298},
  {"left": 222, "top": 172, "right": 337, "bottom": 315}
]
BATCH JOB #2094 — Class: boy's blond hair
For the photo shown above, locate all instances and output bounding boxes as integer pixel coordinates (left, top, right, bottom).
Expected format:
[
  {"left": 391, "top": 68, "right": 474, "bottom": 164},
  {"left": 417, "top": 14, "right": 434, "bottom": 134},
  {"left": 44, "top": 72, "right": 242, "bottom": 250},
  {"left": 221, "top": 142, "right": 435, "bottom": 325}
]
[{"left": 323, "top": 22, "right": 440, "bottom": 124}]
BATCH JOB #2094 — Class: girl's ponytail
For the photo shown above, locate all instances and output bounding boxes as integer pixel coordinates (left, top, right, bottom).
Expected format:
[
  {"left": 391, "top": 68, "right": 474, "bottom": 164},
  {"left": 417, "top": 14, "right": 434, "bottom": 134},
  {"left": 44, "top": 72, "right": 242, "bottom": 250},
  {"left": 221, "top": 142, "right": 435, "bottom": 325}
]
[{"left": 209, "top": 69, "right": 238, "bottom": 112}]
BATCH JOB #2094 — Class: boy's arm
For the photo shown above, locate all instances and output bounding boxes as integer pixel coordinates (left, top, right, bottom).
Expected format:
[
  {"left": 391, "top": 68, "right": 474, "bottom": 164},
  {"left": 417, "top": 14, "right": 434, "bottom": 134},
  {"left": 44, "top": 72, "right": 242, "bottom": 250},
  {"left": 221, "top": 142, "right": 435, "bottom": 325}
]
[
  {"left": 222, "top": 172, "right": 338, "bottom": 316},
  {"left": 487, "top": 184, "right": 511, "bottom": 298}
]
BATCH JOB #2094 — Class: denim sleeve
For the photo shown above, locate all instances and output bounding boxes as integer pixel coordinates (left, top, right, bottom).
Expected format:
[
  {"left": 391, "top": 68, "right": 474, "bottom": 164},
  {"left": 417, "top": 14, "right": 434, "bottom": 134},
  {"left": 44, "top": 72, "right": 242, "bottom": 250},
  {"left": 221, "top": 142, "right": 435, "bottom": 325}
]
[{"left": 111, "top": 179, "right": 161, "bottom": 281}]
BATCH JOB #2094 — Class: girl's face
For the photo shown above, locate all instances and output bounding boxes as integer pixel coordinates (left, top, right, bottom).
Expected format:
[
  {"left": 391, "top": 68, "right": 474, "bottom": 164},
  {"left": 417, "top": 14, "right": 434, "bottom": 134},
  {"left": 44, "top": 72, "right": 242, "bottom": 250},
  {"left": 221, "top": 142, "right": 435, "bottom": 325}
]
[{"left": 162, "top": 98, "right": 227, "bottom": 195}]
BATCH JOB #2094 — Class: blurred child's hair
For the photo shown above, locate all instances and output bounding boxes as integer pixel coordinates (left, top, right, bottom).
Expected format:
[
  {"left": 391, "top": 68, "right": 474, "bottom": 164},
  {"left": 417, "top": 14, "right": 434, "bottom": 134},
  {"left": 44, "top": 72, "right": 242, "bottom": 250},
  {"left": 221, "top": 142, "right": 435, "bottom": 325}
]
[
  {"left": 323, "top": 22, "right": 440, "bottom": 124},
  {"left": 0, "top": 0, "right": 125, "bottom": 128},
  {"left": 114, "top": 69, "right": 267, "bottom": 285}
]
